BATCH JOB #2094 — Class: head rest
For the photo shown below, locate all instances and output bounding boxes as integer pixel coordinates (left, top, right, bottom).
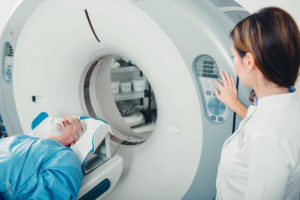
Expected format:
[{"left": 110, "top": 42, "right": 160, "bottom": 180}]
[{"left": 28, "top": 112, "right": 113, "bottom": 173}]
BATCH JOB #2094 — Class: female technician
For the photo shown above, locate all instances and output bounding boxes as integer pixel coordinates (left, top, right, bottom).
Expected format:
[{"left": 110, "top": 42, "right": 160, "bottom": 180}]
[{"left": 214, "top": 7, "right": 300, "bottom": 199}]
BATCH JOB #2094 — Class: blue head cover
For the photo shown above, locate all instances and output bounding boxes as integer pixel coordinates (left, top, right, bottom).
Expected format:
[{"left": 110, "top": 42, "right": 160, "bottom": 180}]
[{"left": 288, "top": 86, "right": 296, "bottom": 93}]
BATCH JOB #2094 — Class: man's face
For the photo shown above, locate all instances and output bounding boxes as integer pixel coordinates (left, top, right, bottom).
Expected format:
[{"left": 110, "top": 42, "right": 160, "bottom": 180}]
[{"left": 52, "top": 117, "right": 83, "bottom": 147}]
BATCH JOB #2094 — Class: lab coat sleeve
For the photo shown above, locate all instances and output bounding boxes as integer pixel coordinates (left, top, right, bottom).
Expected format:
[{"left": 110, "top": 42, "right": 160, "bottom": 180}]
[{"left": 243, "top": 134, "right": 290, "bottom": 200}]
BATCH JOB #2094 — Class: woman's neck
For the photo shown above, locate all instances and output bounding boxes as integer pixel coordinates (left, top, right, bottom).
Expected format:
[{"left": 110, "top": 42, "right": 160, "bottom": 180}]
[{"left": 251, "top": 70, "right": 290, "bottom": 99}]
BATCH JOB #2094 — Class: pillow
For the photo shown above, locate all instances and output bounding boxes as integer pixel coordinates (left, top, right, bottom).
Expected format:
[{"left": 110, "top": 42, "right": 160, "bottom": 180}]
[{"left": 28, "top": 112, "right": 113, "bottom": 174}]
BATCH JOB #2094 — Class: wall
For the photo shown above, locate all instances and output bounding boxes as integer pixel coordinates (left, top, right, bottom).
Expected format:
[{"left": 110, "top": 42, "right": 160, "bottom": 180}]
[
  {"left": 0, "top": 0, "right": 21, "bottom": 33},
  {"left": 236, "top": 0, "right": 300, "bottom": 26},
  {"left": 0, "top": 0, "right": 299, "bottom": 33}
]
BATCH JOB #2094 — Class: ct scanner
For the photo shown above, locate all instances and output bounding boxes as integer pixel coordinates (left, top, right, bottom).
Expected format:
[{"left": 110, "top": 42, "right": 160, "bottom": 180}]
[{"left": 0, "top": 0, "right": 253, "bottom": 199}]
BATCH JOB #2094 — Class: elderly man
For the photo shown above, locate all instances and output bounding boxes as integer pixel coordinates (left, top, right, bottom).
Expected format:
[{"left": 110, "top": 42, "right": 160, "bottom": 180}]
[{"left": 0, "top": 116, "right": 84, "bottom": 200}]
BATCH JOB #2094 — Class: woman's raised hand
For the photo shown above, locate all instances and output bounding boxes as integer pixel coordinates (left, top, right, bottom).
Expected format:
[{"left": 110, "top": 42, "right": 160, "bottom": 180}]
[
  {"left": 214, "top": 70, "right": 238, "bottom": 108},
  {"left": 214, "top": 70, "right": 247, "bottom": 119}
]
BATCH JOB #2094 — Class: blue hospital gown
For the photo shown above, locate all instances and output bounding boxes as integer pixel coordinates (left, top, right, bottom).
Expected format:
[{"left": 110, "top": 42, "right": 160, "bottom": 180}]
[{"left": 0, "top": 135, "right": 83, "bottom": 199}]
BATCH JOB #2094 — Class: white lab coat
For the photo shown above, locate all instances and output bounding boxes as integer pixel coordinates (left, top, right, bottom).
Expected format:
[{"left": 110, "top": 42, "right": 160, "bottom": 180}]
[{"left": 216, "top": 91, "right": 300, "bottom": 200}]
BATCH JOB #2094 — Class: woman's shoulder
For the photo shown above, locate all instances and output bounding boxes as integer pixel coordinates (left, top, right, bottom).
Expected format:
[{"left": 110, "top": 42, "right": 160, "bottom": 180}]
[
  {"left": 276, "top": 92, "right": 300, "bottom": 139},
  {"left": 244, "top": 92, "right": 300, "bottom": 144},
  {"left": 247, "top": 92, "right": 300, "bottom": 152}
]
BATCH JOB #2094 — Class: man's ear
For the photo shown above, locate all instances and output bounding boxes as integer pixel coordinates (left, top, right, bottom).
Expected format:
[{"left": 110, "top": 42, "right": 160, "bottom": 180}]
[{"left": 244, "top": 52, "right": 255, "bottom": 72}]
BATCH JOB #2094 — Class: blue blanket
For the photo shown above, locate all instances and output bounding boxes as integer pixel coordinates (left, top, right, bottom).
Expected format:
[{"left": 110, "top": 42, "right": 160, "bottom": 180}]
[{"left": 0, "top": 135, "right": 83, "bottom": 200}]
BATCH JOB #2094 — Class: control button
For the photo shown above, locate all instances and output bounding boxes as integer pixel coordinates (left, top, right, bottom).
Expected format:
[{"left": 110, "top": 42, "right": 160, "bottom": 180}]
[
  {"left": 218, "top": 117, "right": 224, "bottom": 122},
  {"left": 208, "top": 97, "right": 219, "bottom": 115},
  {"left": 214, "top": 98, "right": 219, "bottom": 104},
  {"left": 210, "top": 116, "right": 216, "bottom": 121},
  {"left": 214, "top": 104, "right": 219, "bottom": 110},
  {"left": 220, "top": 105, "right": 226, "bottom": 110},
  {"left": 208, "top": 97, "right": 226, "bottom": 116},
  {"left": 206, "top": 90, "right": 211, "bottom": 96},
  {"left": 218, "top": 102, "right": 226, "bottom": 115},
  {"left": 5, "top": 67, "right": 12, "bottom": 80}
]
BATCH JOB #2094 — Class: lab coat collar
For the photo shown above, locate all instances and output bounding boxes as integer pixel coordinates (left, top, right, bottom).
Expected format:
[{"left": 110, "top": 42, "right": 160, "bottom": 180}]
[
  {"left": 255, "top": 86, "right": 296, "bottom": 107},
  {"left": 256, "top": 92, "right": 296, "bottom": 107}
]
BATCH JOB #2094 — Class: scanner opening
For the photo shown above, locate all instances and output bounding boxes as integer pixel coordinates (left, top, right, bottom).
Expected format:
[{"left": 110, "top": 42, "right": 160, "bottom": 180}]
[{"left": 83, "top": 55, "right": 157, "bottom": 145}]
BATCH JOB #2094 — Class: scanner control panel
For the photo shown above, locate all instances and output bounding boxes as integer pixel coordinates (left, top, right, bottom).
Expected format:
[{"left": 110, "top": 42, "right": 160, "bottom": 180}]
[
  {"left": 2, "top": 42, "right": 14, "bottom": 83},
  {"left": 193, "top": 54, "right": 229, "bottom": 123}
]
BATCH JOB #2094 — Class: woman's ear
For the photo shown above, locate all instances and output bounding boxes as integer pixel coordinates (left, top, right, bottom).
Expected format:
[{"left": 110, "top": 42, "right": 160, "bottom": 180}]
[{"left": 244, "top": 52, "right": 255, "bottom": 72}]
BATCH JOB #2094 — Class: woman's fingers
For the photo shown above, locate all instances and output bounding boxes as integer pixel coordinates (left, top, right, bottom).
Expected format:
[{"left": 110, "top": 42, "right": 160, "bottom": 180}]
[
  {"left": 230, "top": 75, "right": 235, "bottom": 87},
  {"left": 230, "top": 75, "right": 237, "bottom": 94},
  {"left": 214, "top": 88, "right": 221, "bottom": 100},
  {"left": 225, "top": 71, "right": 232, "bottom": 86},
  {"left": 218, "top": 71, "right": 237, "bottom": 92},
  {"left": 215, "top": 79, "right": 223, "bottom": 90},
  {"left": 214, "top": 71, "right": 239, "bottom": 103},
  {"left": 219, "top": 70, "right": 229, "bottom": 87}
]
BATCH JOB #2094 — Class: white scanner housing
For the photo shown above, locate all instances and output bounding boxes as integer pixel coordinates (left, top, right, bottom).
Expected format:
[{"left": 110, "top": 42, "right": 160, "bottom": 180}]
[{"left": 0, "top": 0, "right": 253, "bottom": 199}]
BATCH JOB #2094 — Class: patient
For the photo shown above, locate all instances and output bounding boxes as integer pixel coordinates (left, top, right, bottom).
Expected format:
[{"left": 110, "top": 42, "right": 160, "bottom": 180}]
[
  {"left": 48, "top": 116, "right": 83, "bottom": 147},
  {"left": 27, "top": 115, "right": 85, "bottom": 147},
  {"left": 0, "top": 116, "right": 84, "bottom": 200}
]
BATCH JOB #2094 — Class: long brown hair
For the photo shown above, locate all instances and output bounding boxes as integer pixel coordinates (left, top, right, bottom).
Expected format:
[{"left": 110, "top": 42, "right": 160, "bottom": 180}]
[{"left": 230, "top": 7, "right": 300, "bottom": 101}]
